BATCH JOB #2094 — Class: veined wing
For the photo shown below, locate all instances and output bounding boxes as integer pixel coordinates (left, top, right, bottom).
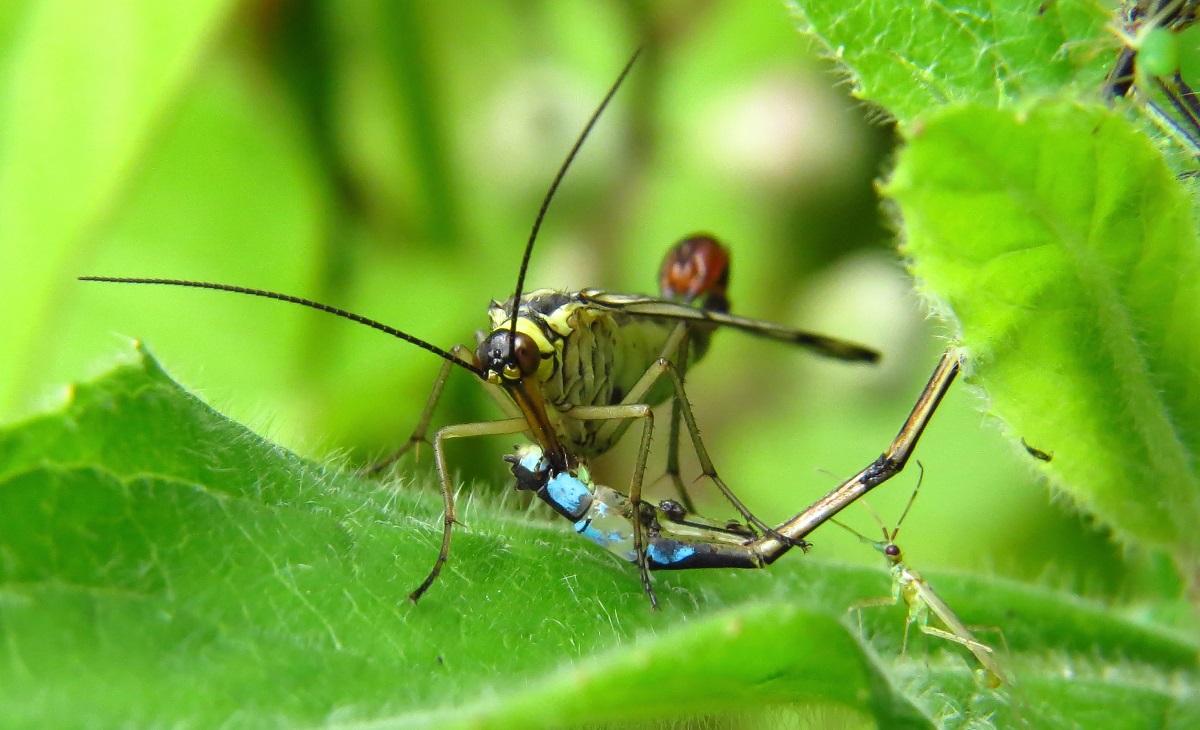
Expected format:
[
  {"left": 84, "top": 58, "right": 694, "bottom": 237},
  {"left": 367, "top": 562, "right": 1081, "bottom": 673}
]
[
  {"left": 906, "top": 569, "right": 1009, "bottom": 685},
  {"left": 578, "top": 290, "right": 880, "bottom": 363}
]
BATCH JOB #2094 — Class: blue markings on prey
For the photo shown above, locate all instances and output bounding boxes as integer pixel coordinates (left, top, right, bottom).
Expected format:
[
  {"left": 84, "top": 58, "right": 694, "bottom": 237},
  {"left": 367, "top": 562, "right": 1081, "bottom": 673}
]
[
  {"left": 507, "top": 443, "right": 770, "bottom": 572},
  {"left": 547, "top": 472, "right": 592, "bottom": 517},
  {"left": 646, "top": 542, "right": 697, "bottom": 565}
]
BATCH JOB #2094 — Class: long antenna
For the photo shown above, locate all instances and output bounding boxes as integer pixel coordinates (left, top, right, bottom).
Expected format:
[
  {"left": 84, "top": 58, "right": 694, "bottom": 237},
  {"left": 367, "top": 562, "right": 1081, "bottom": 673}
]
[
  {"left": 78, "top": 276, "right": 485, "bottom": 377},
  {"left": 507, "top": 47, "right": 642, "bottom": 343},
  {"left": 828, "top": 517, "right": 874, "bottom": 546},
  {"left": 890, "top": 461, "right": 925, "bottom": 543},
  {"left": 829, "top": 461, "right": 926, "bottom": 545}
]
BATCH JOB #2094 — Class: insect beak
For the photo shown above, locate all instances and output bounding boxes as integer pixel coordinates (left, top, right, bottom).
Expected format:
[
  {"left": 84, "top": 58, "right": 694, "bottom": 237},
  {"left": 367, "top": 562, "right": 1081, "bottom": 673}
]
[{"left": 508, "top": 378, "right": 568, "bottom": 469}]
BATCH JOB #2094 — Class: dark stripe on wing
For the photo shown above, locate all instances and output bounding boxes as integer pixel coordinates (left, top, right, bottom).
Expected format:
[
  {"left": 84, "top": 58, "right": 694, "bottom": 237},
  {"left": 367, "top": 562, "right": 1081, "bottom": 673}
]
[{"left": 578, "top": 290, "right": 880, "bottom": 364}]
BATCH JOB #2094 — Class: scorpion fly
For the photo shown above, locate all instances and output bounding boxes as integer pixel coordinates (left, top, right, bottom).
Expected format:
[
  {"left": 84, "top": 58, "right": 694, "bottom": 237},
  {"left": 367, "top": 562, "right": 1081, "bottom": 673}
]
[
  {"left": 1104, "top": 0, "right": 1200, "bottom": 157},
  {"left": 80, "top": 49, "right": 902, "bottom": 607},
  {"left": 832, "top": 468, "right": 1009, "bottom": 687}
]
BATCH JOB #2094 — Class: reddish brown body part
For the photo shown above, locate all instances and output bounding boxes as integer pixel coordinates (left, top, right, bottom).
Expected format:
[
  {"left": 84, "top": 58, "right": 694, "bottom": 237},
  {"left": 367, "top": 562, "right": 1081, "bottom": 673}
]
[{"left": 658, "top": 234, "right": 731, "bottom": 312}]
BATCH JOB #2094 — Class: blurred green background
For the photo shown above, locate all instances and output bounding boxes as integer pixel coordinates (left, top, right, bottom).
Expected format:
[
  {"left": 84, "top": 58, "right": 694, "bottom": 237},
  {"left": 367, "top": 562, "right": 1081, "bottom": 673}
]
[{"left": 0, "top": 1, "right": 1145, "bottom": 602}]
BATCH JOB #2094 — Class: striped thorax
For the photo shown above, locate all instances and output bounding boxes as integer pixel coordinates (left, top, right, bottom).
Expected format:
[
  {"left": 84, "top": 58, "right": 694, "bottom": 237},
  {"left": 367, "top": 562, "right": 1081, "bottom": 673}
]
[{"left": 480, "top": 287, "right": 705, "bottom": 459}]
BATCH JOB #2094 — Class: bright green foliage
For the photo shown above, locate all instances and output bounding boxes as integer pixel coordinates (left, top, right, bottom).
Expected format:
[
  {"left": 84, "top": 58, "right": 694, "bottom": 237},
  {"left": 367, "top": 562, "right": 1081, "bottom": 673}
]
[
  {"left": 0, "top": 0, "right": 242, "bottom": 416},
  {"left": 1140, "top": 26, "right": 1182, "bottom": 78},
  {"left": 1, "top": 347, "right": 1197, "bottom": 728},
  {"left": 887, "top": 101, "right": 1200, "bottom": 566},
  {"left": 788, "top": 0, "right": 1106, "bottom": 122}
]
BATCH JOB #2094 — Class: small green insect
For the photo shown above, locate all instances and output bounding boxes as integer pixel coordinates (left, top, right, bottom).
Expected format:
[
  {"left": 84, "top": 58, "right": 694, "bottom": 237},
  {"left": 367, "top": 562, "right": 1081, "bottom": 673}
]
[
  {"left": 1105, "top": 0, "right": 1200, "bottom": 157},
  {"left": 834, "top": 470, "right": 1009, "bottom": 688},
  {"left": 1140, "top": 25, "right": 1183, "bottom": 76}
]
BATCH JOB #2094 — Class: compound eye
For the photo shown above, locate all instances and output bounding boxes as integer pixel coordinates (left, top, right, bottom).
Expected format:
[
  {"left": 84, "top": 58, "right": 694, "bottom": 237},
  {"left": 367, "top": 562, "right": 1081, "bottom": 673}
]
[
  {"left": 884, "top": 544, "right": 901, "bottom": 557},
  {"left": 512, "top": 332, "right": 541, "bottom": 377}
]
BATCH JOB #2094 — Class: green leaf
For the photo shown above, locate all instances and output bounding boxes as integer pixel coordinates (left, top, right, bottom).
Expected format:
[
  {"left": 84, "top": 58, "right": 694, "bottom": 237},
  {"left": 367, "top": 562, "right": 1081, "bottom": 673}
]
[
  {"left": 0, "top": 0, "right": 240, "bottom": 416},
  {"left": 884, "top": 100, "right": 1200, "bottom": 570},
  {"left": 1, "top": 347, "right": 1196, "bottom": 728},
  {"left": 788, "top": 0, "right": 1107, "bottom": 123}
]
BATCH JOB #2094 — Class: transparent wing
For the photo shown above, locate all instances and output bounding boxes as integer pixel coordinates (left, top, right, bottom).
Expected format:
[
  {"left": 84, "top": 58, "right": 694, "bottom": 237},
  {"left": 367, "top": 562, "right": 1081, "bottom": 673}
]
[
  {"left": 908, "top": 572, "right": 1009, "bottom": 685},
  {"left": 579, "top": 290, "right": 880, "bottom": 363}
]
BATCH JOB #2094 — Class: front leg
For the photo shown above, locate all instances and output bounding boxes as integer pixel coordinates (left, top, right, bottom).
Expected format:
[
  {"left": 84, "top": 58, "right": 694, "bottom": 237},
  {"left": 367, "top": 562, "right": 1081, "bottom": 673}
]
[
  {"left": 847, "top": 595, "right": 900, "bottom": 643},
  {"left": 360, "top": 344, "right": 511, "bottom": 476},
  {"left": 407, "top": 416, "right": 529, "bottom": 603}
]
